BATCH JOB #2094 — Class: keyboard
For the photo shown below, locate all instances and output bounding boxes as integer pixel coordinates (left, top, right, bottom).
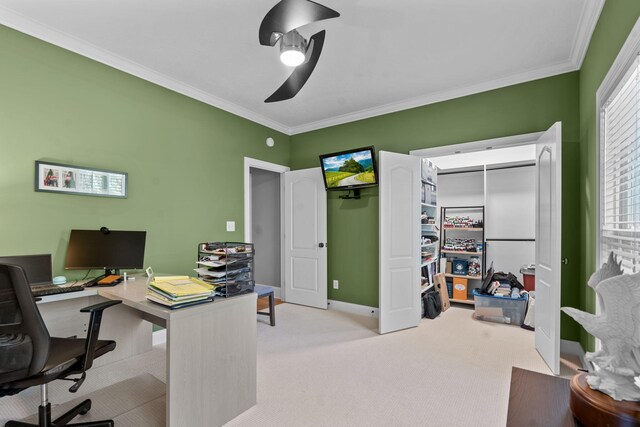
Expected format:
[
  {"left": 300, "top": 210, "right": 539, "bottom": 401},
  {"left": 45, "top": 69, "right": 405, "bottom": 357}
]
[{"left": 32, "top": 285, "right": 85, "bottom": 297}]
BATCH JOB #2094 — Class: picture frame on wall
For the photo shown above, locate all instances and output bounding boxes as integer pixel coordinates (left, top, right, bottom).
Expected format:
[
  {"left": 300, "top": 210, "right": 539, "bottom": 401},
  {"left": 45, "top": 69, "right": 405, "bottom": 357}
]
[{"left": 35, "top": 161, "right": 128, "bottom": 198}]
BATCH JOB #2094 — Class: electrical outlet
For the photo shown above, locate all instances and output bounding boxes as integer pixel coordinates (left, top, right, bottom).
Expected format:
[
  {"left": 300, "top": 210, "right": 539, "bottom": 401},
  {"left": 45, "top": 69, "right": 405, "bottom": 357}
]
[
  {"left": 226, "top": 221, "right": 235, "bottom": 232},
  {"left": 333, "top": 280, "right": 339, "bottom": 289}
]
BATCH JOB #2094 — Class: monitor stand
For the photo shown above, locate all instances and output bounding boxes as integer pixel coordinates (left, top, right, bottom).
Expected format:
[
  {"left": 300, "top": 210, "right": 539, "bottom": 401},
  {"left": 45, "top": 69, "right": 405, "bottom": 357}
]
[{"left": 84, "top": 268, "right": 121, "bottom": 287}]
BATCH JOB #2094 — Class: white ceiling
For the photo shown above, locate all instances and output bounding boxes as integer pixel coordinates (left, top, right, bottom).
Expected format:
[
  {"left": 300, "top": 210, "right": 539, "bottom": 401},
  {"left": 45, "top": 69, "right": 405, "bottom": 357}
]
[
  {"left": 429, "top": 145, "right": 536, "bottom": 171},
  {"left": 0, "top": 0, "right": 604, "bottom": 135}
]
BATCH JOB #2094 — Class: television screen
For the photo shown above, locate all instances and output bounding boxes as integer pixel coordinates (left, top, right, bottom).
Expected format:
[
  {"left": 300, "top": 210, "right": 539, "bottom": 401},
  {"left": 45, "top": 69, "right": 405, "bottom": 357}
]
[
  {"left": 65, "top": 229, "right": 146, "bottom": 271},
  {"left": 319, "top": 146, "right": 378, "bottom": 190}
]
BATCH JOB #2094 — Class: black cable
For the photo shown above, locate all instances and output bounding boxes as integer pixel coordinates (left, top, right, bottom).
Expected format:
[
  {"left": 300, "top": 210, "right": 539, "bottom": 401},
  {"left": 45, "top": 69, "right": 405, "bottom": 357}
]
[{"left": 69, "top": 269, "right": 92, "bottom": 286}]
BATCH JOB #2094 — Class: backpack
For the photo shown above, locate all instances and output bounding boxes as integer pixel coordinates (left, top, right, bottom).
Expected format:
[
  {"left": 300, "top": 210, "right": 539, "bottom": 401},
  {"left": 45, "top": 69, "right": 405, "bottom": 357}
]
[{"left": 422, "top": 290, "right": 442, "bottom": 319}]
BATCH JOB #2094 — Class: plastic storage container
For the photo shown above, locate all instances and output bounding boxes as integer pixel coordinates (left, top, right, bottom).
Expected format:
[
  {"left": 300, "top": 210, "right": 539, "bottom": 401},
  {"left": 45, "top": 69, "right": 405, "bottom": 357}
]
[{"left": 472, "top": 289, "right": 528, "bottom": 325}]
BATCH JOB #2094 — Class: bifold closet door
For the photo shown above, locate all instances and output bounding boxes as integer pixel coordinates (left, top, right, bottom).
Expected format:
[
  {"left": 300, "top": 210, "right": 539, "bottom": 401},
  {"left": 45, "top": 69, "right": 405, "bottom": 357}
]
[{"left": 379, "top": 151, "right": 421, "bottom": 334}]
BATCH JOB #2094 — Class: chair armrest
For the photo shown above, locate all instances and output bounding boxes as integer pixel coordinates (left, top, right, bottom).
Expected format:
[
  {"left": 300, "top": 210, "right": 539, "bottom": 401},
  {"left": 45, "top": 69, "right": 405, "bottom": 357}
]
[
  {"left": 80, "top": 300, "right": 122, "bottom": 313},
  {"left": 80, "top": 300, "right": 122, "bottom": 372}
]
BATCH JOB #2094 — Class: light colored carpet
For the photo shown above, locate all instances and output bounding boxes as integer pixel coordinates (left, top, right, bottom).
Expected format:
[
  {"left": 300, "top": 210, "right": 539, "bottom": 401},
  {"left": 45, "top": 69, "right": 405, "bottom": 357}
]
[
  {"left": 228, "top": 303, "right": 554, "bottom": 427},
  {"left": 20, "top": 373, "right": 165, "bottom": 426},
  {"left": 0, "top": 345, "right": 166, "bottom": 425},
  {"left": 1, "top": 303, "right": 575, "bottom": 427}
]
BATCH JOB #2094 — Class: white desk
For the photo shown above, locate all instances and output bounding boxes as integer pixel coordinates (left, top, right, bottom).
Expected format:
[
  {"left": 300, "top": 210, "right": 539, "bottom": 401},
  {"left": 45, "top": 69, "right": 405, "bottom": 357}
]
[{"left": 37, "top": 278, "right": 257, "bottom": 427}]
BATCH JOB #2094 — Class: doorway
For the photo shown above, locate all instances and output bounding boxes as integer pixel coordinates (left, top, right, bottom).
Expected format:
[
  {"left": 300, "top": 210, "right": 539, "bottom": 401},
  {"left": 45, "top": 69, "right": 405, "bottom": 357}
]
[
  {"left": 244, "top": 158, "right": 289, "bottom": 299},
  {"left": 405, "top": 124, "right": 563, "bottom": 374},
  {"left": 243, "top": 158, "right": 328, "bottom": 309}
]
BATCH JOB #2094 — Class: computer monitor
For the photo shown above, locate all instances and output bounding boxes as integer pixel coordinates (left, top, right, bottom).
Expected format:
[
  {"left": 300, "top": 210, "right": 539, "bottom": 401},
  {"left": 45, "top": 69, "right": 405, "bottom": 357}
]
[
  {"left": 0, "top": 254, "right": 52, "bottom": 285},
  {"left": 65, "top": 229, "right": 146, "bottom": 278}
]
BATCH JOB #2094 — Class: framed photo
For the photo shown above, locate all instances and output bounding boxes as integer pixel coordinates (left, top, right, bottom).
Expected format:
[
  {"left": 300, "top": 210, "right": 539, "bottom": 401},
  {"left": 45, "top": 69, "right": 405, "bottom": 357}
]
[{"left": 35, "top": 161, "right": 128, "bottom": 198}]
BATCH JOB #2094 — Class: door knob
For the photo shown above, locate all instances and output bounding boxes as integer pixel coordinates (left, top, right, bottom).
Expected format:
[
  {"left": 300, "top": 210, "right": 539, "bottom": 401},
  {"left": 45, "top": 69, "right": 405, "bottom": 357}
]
[
  {"left": 561, "top": 258, "right": 568, "bottom": 265},
  {"left": 319, "top": 243, "right": 325, "bottom": 248}
]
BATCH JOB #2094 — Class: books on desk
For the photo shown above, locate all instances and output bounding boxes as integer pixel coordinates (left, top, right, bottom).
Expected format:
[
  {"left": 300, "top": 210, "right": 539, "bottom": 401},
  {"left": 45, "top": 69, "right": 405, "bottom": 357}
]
[{"left": 146, "top": 276, "right": 216, "bottom": 309}]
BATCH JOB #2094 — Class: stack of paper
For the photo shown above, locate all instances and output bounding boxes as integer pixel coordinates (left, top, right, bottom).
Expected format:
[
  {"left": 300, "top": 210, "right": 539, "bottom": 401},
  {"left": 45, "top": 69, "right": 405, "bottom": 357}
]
[{"left": 146, "top": 276, "right": 215, "bottom": 309}]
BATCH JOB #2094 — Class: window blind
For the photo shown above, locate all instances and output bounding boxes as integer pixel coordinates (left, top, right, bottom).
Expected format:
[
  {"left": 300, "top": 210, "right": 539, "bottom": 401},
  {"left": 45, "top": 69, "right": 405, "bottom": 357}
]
[{"left": 601, "top": 56, "right": 640, "bottom": 273}]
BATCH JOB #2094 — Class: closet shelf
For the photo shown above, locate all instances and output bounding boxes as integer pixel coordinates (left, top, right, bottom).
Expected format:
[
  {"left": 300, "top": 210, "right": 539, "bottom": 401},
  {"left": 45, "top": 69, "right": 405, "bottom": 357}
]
[
  {"left": 443, "top": 227, "right": 483, "bottom": 231},
  {"left": 444, "top": 273, "right": 482, "bottom": 280},
  {"left": 421, "top": 283, "right": 434, "bottom": 293},
  {"left": 449, "top": 297, "right": 475, "bottom": 305},
  {"left": 441, "top": 250, "right": 483, "bottom": 255}
]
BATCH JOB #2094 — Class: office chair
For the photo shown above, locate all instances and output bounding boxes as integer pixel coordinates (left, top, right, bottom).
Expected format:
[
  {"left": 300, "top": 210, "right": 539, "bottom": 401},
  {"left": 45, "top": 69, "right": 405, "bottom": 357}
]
[{"left": 0, "top": 263, "right": 121, "bottom": 427}]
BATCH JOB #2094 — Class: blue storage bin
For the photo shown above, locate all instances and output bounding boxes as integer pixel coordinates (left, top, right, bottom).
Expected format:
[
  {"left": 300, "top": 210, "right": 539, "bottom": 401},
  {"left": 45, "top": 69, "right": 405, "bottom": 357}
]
[{"left": 472, "top": 289, "right": 528, "bottom": 325}]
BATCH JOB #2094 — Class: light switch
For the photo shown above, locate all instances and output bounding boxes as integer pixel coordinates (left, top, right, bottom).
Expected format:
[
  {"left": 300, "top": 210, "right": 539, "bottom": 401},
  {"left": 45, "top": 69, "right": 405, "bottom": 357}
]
[{"left": 226, "top": 221, "right": 235, "bottom": 232}]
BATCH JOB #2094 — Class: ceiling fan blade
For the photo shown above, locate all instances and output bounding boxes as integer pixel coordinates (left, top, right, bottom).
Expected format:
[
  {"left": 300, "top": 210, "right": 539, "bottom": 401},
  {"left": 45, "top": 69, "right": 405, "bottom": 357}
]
[
  {"left": 265, "top": 30, "right": 325, "bottom": 103},
  {"left": 259, "top": 0, "right": 339, "bottom": 46}
]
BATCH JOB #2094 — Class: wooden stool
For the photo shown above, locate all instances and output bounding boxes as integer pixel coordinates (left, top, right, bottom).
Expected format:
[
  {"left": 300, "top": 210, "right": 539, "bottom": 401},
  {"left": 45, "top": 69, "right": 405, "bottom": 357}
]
[{"left": 255, "top": 285, "right": 275, "bottom": 326}]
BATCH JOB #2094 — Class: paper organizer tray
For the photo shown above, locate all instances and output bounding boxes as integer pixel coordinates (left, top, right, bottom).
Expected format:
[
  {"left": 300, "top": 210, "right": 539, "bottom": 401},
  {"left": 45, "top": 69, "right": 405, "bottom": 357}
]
[{"left": 196, "top": 242, "right": 255, "bottom": 297}]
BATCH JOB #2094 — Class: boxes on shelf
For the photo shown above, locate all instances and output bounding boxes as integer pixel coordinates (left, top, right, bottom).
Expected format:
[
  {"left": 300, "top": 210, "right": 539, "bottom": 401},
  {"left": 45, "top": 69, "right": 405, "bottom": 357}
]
[
  {"left": 472, "top": 289, "right": 528, "bottom": 325},
  {"left": 451, "top": 259, "right": 468, "bottom": 276},
  {"left": 421, "top": 159, "right": 437, "bottom": 185},
  {"left": 452, "top": 277, "right": 467, "bottom": 300},
  {"left": 421, "top": 182, "right": 437, "bottom": 205},
  {"left": 445, "top": 280, "right": 453, "bottom": 298}
]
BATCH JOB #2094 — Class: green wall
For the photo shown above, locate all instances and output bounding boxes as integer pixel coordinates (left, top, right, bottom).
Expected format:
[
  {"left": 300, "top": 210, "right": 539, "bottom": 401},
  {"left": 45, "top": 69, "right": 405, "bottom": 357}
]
[
  {"left": 290, "top": 72, "right": 583, "bottom": 341},
  {"left": 0, "top": 25, "right": 290, "bottom": 278},
  {"left": 578, "top": 1, "right": 640, "bottom": 351},
  {"left": 6, "top": 4, "right": 639, "bottom": 347}
]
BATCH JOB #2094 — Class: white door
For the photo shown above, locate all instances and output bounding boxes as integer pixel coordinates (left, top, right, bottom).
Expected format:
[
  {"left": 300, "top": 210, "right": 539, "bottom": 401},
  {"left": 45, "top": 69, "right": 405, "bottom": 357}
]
[
  {"left": 535, "top": 122, "right": 562, "bottom": 375},
  {"left": 379, "top": 151, "right": 421, "bottom": 334},
  {"left": 284, "top": 168, "right": 328, "bottom": 309}
]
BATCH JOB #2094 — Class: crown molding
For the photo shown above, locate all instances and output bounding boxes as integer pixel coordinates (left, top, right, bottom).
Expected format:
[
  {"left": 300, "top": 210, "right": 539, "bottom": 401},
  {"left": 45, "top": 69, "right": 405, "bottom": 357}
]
[
  {"left": 1, "top": 1, "right": 604, "bottom": 137},
  {"left": 288, "top": 60, "right": 578, "bottom": 135},
  {"left": 569, "top": 0, "right": 605, "bottom": 69},
  {"left": 0, "top": 6, "right": 294, "bottom": 135}
]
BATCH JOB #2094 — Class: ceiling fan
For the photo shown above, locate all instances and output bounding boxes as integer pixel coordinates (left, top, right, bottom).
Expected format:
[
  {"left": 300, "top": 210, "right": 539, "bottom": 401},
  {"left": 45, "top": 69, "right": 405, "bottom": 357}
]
[{"left": 259, "top": 0, "right": 340, "bottom": 103}]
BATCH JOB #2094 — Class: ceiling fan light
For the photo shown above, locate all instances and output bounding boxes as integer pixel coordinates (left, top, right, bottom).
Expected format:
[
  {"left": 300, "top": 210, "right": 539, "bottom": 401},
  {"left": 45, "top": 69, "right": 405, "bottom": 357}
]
[
  {"left": 280, "top": 49, "right": 305, "bottom": 67},
  {"left": 279, "top": 29, "right": 306, "bottom": 67}
]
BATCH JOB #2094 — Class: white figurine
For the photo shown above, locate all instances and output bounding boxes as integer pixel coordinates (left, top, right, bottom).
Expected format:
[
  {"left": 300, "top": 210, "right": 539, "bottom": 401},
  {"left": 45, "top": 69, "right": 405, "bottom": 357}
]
[{"left": 562, "top": 252, "right": 640, "bottom": 401}]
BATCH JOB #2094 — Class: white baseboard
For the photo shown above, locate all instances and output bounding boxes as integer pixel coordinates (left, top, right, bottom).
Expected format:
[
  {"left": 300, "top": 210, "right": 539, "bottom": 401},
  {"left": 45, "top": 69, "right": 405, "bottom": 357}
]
[
  {"left": 561, "top": 339, "right": 589, "bottom": 370},
  {"left": 153, "top": 329, "right": 166, "bottom": 346},
  {"left": 272, "top": 287, "right": 281, "bottom": 299},
  {"left": 327, "top": 299, "right": 379, "bottom": 317}
]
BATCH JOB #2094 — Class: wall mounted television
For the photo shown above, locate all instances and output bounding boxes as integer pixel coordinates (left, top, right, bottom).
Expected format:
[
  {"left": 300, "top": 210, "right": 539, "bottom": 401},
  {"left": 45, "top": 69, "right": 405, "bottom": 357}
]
[{"left": 319, "top": 146, "right": 378, "bottom": 192}]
